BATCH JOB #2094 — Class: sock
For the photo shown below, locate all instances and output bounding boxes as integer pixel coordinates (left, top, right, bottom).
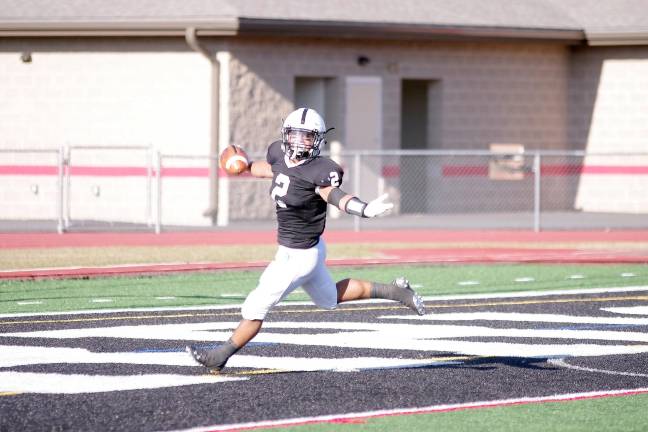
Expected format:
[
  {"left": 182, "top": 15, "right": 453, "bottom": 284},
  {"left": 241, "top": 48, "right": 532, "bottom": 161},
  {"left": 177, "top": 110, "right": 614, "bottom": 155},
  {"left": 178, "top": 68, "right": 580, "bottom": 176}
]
[
  {"left": 370, "top": 281, "right": 408, "bottom": 302},
  {"left": 370, "top": 280, "right": 425, "bottom": 316},
  {"left": 200, "top": 338, "right": 240, "bottom": 369}
]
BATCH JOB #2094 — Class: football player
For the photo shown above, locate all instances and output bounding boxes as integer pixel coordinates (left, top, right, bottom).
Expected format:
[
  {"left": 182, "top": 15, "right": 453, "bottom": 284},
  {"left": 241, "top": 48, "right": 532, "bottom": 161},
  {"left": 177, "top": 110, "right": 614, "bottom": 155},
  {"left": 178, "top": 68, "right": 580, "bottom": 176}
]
[{"left": 187, "top": 108, "right": 425, "bottom": 372}]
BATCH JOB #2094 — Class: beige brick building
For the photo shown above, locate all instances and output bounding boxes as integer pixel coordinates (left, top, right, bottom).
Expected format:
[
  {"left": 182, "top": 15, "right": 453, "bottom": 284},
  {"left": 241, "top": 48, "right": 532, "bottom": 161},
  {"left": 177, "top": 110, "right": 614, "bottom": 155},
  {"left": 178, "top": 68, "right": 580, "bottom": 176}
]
[{"left": 1, "top": 0, "right": 647, "bottom": 229}]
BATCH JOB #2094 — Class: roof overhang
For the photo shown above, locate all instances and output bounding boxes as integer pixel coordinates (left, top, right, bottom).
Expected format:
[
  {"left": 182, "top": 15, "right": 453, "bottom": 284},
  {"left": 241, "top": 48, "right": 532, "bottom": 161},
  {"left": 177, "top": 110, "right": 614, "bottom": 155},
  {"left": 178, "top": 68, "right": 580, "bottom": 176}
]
[
  {"left": 237, "top": 18, "right": 585, "bottom": 44},
  {"left": 586, "top": 30, "right": 648, "bottom": 46},
  {"left": 0, "top": 17, "right": 585, "bottom": 44},
  {"left": 0, "top": 18, "right": 239, "bottom": 37}
]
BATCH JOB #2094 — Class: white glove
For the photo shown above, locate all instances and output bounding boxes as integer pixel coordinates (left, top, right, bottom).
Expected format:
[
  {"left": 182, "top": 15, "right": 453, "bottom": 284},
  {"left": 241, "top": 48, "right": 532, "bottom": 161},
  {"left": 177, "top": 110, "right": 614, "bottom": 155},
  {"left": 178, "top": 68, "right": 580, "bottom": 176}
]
[{"left": 363, "top": 193, "right": 394, "bottom": 218}]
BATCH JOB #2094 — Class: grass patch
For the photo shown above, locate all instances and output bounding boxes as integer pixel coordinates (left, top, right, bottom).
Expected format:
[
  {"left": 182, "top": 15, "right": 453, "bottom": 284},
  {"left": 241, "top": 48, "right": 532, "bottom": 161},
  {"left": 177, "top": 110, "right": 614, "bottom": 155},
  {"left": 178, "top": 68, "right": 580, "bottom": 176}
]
[{"left": 1, "top": 263, "right": 646, "bottom": 314}]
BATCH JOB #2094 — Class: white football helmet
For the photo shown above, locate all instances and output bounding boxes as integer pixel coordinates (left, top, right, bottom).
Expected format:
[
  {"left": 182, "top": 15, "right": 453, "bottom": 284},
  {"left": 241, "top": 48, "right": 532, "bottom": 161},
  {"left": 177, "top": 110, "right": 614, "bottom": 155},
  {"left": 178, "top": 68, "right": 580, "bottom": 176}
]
[{"left": 281, "top": 108, "right": 328, "bottom": 161}]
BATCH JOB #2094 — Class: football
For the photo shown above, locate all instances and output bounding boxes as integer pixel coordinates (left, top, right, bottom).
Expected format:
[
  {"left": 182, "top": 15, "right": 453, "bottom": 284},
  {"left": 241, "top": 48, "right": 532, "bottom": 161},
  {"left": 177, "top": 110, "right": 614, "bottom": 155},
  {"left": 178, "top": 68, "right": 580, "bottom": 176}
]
[{"left": 219, "top": 145, "right": 250, "bottom": 175}]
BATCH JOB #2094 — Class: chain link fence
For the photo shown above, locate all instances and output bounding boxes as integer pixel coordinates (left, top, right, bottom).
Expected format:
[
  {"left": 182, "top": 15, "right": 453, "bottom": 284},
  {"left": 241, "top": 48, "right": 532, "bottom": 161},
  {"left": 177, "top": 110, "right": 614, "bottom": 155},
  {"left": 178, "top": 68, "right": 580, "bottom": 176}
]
[
  {"left": 336, "top": 150, "right": 648, "bottom": 231},
  {"left": 1, "top": 149, "right": 648, "bottom": 232}
]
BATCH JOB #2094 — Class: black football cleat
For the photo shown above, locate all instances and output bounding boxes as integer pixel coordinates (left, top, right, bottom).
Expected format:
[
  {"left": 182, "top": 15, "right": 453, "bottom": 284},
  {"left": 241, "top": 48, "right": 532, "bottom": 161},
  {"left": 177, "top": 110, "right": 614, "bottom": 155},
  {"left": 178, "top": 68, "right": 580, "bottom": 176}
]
[
  {"left": 392, "top": 276, "right": 426, "bottom": 315},
  {"left": 186, "top": 344, "right": 231, "bottom": 373}
]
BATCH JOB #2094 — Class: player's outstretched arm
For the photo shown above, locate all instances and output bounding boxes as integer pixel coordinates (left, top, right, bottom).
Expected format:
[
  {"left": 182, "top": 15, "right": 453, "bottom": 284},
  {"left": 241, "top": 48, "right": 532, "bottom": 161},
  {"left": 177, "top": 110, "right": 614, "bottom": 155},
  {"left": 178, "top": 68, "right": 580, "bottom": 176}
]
[
  {"left": 248, "top": 160, "right": 274, "bottom": 178},
  {"left": 318, "top": 186, "right": 393, "bottom": 218}
]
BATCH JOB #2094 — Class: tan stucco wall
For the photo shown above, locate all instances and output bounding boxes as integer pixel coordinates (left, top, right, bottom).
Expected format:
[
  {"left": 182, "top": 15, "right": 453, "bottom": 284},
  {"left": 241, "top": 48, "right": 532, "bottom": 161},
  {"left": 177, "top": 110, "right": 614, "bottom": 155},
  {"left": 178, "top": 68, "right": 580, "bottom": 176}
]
[
  {"left": 570, "top": 46, "right": 648, "bottom": 213},
  {"left": 0, "top": 39, "right": 212, "bottom": 225}
]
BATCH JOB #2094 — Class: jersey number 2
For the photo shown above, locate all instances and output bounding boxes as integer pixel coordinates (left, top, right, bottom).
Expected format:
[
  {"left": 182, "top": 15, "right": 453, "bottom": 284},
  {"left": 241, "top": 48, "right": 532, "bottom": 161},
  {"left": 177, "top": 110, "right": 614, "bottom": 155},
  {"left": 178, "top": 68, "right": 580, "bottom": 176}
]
[{"left": 271, "top": 173, "right": 290, "bottom": 208}]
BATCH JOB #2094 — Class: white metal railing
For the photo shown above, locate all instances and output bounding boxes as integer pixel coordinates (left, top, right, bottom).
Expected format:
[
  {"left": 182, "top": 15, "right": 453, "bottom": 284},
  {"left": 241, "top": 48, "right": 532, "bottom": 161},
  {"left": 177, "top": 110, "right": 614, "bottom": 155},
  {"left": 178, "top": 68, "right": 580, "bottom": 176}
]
[
  {"left": 154, "top": 152, "right": 219, "bottom": 234},
  {"left": 63, "top": 145, "right": 154, "bottom": 231},
  {"left": 0, "top": 147, "right": 65, "bottom": 233}
]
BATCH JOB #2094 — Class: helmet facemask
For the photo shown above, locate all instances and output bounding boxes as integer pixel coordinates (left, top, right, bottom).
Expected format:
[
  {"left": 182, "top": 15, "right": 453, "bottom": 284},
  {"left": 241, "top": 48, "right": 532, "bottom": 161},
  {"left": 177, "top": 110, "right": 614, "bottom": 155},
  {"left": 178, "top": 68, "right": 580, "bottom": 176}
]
[{"left": 282, "top": 127, "right": 323, "bottom": 161}]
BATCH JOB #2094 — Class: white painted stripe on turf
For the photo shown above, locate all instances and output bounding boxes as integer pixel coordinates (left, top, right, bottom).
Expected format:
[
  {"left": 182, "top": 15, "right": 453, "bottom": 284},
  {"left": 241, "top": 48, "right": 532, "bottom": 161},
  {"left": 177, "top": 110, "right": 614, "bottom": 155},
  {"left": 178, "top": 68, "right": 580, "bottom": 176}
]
[
  {"left": 16, "top": 301, "right": 43, "bottom": 305},
  {"left": 426, "top": 285, "right": 648, "bottom": 301},
  {"left": 548, "top": 358, "right": 648, "bottom": 378},
  {"left": 388, "top": 312, "right": 648, "bottom": 325},
  {"left": 0, "top": 261, "right": 226, "bottom": 273},
  {"left": 155, "top": 296, "right": 176, "bottom": 300},
  {"left": 166, "top": 387, "right": 648, "bottom": 432},
  {"left": 602, "top": 306, "right": 648, "bottom": 316},
  {"left": 0, "top": 303, "right": 243, "bottom": 318},
  {"left": 514, "top": 277, "right": 535, "bottom": 282},
  {"left": 90, "top": 299, "right": 113, "bottom": 303},
  {"left": 458, "top": 280, "right": 480, "bottom": 286},
  {"left": 1, "top": 285, "right": 647, "bottom": 319}
]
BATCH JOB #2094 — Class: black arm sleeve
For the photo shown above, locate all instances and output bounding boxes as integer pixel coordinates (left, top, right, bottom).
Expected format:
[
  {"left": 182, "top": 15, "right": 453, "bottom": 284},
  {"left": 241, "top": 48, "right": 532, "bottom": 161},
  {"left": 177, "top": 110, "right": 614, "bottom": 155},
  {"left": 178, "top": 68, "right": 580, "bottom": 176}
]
[{"left": 326, "top": 187, "right": 346, "bottom": 208}]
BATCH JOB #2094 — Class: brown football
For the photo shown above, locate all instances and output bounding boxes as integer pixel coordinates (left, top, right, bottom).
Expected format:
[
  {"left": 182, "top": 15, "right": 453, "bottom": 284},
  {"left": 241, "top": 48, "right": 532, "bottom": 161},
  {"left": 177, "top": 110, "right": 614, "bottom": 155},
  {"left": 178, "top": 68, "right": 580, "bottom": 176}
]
[{"left": 219, "top": 145, "right": 249, "bottom": 175}]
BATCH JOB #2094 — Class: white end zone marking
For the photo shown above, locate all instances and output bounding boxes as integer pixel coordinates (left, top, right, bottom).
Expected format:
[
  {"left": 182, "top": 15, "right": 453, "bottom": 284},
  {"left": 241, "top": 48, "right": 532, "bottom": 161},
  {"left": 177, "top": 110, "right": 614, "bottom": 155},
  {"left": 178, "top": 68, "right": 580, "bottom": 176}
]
[
  {"left": 0, "top": 371, "right": 244, "bottom": 394},
  {"left": 168, "top": 388, "right": 648, "bottom": 432},
  {"left": 0, "top": 345, "right": 461, "bottom": 372},
  {"left": 0, "top": 345, "right": 197, "bottom": 368},
  {"left": 0, "top": 345, "right": 463, "bottom": 393},
  {"left": 219, "top": 355, "right": 463, "bottom": 373},
  {"left": 7, "top": 319, "right": 648, "bottom": 358}
]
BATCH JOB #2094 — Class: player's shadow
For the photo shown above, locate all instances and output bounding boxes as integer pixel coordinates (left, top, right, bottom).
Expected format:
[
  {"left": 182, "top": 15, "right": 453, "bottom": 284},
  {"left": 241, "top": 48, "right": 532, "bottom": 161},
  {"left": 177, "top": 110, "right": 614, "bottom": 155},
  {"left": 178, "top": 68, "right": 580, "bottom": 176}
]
[{"left": 425, "top": 356, "right": 556, "bottom": 371}]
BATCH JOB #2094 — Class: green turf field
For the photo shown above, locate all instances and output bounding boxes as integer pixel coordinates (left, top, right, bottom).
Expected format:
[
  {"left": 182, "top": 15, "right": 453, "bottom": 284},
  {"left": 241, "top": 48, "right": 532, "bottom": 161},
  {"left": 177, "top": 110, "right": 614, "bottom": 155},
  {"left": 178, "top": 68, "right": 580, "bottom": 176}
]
[
  {"left": 1, "top": 263, "right": 646, "bottom": 314},
  {"left": 280, "top": 393, "right": 648, "bottom": 432}
]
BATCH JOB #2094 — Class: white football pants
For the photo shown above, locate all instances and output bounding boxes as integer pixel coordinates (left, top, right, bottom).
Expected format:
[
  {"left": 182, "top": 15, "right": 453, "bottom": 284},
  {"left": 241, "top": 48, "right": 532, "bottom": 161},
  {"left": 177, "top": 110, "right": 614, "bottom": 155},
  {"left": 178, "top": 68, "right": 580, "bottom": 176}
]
[{"left": 241, "top": 239, "right": 338, "bottom": 320}]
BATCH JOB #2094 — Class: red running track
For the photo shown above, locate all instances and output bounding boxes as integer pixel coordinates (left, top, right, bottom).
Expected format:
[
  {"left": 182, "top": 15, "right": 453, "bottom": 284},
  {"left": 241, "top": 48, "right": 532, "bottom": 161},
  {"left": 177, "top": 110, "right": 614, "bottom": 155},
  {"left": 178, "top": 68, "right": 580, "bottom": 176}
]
[
  {"left": 3, "top": 230, "right": 648, "bottom": 249},
  {"left": 1, "top": 230, "right": 648, "bottom": 280}
]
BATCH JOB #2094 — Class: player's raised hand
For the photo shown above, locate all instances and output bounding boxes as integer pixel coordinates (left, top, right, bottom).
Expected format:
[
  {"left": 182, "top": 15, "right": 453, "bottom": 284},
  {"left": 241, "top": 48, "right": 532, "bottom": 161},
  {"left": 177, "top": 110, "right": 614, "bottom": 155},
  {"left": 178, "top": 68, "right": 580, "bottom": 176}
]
[{"left": 363, "top": 193, "right": 393, "bottom": 218}]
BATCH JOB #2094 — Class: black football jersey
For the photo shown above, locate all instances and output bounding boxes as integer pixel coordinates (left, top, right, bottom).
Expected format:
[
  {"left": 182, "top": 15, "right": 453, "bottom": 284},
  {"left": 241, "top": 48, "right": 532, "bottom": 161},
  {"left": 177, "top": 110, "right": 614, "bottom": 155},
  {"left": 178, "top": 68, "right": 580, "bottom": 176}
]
[{"left": 266, "top": 140, "right": 344, "bottom": 249}]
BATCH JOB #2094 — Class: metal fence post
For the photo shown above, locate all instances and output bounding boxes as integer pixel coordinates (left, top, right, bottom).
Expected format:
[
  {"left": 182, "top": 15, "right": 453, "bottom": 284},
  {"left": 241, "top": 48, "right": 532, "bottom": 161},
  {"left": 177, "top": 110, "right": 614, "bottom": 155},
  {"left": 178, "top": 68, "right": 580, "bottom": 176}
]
[
  {"left": 56, "top": 146, "right": 65, "bottom": 234},
  {"left": 533, "top": 151, "right": 541, "bottom": 232},
  {"left": 353, "top": 152, "right": 361, "bottom": 232},
  {"left": 155, "top": 151, "right": 162, "bottom": 234},
  {"left": 63, "top": 145, "right": 71, "bottom": 230},
  {"left": 146, "top": 144, "right": 153, "bottom": 227}
]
